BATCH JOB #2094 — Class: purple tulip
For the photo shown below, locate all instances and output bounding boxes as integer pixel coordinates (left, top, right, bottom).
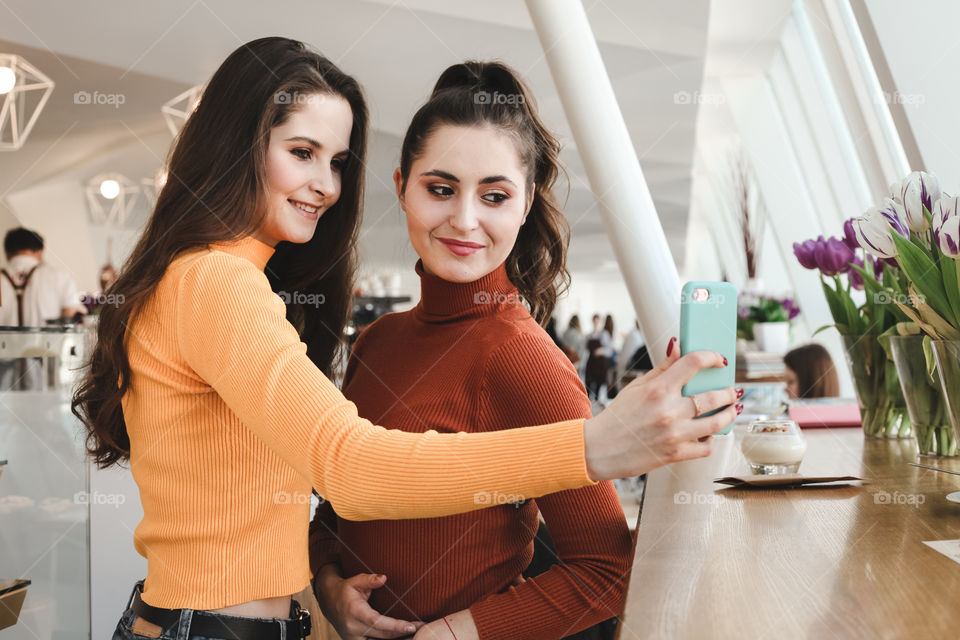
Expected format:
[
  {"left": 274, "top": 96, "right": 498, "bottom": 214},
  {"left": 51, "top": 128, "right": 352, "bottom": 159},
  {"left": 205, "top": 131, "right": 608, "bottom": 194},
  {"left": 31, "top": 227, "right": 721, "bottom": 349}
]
[
  {"left": 793, "top": 239, "right": 819, "bottom": 270},
  {"left": 842, "top": 218, "right": 860, "bottom": 251},
  {"left": 814, "top": 236, "right": 855, "bottom": 276}
]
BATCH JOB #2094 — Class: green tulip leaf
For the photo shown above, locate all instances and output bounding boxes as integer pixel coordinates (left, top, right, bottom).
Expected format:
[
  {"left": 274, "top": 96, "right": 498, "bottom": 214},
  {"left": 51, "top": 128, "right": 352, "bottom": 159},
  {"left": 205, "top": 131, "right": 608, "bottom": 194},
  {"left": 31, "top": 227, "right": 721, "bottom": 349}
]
[
  {"left": 945, "top": 256, "right": 960, "bottom": 328},
  {"left": 922, "top": 335, "right": 938, "bottom": 384},
  {"left": 891, "top": 232, "right": 955, "bottom": 325}
]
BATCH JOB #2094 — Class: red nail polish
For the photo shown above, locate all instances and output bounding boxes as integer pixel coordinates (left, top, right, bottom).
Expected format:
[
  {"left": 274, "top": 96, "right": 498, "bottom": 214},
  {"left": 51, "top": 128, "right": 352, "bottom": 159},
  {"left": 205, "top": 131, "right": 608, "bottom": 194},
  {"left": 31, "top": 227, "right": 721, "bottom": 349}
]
[
  {"left": 722, "top": 356, "right": 729, "bottom": 367},
  {"left": 667, "top": 337, "right": 677, "bottom": 357},
  {"left": 736, "top": 388, "right": 744, "bottom": 399},
  {"left": 735, "top": 403, "right": 743, "bottom": 414}
]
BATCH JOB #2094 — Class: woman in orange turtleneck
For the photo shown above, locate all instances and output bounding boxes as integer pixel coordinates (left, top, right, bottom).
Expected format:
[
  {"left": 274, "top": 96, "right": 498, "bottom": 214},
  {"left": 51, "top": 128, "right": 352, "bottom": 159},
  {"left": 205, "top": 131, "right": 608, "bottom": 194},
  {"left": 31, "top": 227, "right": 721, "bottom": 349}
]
[
  {"left": 72, "top": 39, "right": 739, "bottom": 640},
  {"left": 309, "top": 62, "right": 718, "bottom": 640}
]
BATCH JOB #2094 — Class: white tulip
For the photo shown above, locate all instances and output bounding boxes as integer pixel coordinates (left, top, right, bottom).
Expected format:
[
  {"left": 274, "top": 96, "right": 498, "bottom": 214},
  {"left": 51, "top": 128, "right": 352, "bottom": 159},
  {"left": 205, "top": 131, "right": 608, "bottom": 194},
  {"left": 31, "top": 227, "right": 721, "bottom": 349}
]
[
  {"left": 932, "top": 196, "right": 960, "bottom": 258},
  {"left": 853, "top": 199, "right": 909, "bottom": 259},
  {"left": 900, "top": 170, "right": 941, "bottom": 232},
  {"left": 888, "top": 182, "right": 904, "bottom": 205}
]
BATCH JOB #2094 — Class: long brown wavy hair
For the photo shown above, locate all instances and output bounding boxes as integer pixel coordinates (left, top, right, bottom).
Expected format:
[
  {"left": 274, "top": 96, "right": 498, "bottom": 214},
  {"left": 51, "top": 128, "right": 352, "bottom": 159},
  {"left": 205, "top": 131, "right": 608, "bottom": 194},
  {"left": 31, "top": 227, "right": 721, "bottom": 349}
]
[
  {"left": 72, "top": 37, "right": 368, "bottom": 467},
  {"left": 398, "top": 61, "right": 570, "bottom": 325}
]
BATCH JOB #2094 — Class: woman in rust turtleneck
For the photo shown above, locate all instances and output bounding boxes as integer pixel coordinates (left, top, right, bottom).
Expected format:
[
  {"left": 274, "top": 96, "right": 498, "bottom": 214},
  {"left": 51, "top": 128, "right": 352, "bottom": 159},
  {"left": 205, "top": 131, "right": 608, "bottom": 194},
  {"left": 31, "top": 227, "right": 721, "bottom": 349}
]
[{"left": 310, "top": 61, "right": 633, "bottom": 640}]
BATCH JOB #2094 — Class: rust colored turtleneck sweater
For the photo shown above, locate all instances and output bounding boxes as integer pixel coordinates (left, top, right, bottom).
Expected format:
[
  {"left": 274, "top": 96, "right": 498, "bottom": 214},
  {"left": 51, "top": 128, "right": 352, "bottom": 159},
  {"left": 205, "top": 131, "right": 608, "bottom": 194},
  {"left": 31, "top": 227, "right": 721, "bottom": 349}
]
[{"left": 310, "top": 261, "right": 632, "bottom": 639}]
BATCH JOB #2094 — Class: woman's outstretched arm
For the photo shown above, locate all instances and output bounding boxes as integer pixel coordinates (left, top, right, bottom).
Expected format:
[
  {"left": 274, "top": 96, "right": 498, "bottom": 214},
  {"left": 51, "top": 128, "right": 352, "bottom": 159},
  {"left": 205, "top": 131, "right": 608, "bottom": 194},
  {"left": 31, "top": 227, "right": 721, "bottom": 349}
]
[
  {"left": 177, "top": 251, "right": 738, "bottom": 521},
  {"left": 176, "top": 251, "right": 593, "bottom": 521}
]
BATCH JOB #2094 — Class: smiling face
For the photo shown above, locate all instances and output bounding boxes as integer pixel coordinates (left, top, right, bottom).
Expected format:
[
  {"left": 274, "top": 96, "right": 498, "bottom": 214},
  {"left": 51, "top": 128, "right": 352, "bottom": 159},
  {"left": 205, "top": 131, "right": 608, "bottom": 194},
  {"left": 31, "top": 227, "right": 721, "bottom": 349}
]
[
  {"left": 253, "top": 93, "right": 354, "bottom": 247},
  {"left": 396, "top": 124, "right": 533, "bottom": 283}
]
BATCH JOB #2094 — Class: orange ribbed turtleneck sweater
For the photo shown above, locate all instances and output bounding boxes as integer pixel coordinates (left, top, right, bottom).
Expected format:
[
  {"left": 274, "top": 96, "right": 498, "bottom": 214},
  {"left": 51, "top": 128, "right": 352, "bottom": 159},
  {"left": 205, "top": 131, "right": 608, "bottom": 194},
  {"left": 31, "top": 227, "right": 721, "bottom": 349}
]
[
  {"left": 310, "top": 261, "right": 632, "bottom": 639},
  {"left": 120, "top": 236, "right": 595, "bottom": 609}
]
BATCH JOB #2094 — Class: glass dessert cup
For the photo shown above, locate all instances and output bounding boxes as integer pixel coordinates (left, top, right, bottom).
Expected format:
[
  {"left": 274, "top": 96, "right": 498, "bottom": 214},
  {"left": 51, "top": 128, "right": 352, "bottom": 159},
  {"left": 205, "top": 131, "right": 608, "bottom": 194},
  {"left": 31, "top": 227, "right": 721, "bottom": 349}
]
[{"left": 741, "top": 420, "right": 807, "bottom": 474}]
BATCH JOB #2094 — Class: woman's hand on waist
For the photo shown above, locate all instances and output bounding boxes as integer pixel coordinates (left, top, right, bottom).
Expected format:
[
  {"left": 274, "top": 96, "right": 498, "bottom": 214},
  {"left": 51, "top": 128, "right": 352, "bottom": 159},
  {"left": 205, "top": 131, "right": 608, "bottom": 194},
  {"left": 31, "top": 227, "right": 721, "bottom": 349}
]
[{"left": 314, "top": 564, "right": 421, "bottom": 639}]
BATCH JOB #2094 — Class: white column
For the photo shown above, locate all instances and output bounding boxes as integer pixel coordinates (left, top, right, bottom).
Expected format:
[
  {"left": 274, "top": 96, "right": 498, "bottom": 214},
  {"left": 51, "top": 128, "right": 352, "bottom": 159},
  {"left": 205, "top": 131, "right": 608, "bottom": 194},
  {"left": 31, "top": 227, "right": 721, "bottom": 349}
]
[{"left": 525, "top": 0, "right": 681, "bottom": 364}]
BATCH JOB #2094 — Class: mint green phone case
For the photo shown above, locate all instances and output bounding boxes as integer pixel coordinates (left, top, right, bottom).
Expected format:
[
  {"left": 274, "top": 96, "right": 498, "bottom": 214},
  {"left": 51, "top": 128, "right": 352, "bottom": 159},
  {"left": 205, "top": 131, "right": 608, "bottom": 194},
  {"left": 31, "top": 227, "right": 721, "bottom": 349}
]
[{"left": 680, "top": 281, "right": 738, "bottom": 434}]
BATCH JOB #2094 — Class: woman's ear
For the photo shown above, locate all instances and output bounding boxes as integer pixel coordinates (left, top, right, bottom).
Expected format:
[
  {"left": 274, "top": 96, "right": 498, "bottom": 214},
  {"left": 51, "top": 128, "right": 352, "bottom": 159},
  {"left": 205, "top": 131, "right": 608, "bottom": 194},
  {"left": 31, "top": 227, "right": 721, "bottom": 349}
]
[{"left": 393, "top": 167, "right": 405, "bottom": 208}]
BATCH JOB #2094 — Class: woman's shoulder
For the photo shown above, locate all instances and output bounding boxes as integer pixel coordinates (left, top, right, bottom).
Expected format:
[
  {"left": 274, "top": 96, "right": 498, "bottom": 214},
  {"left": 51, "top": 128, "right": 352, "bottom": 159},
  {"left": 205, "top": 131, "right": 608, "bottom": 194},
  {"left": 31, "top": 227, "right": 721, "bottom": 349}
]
[
  {"left": 167, "top": 245, "right": 267, "bottom": 287},
  {"left": 486, "top": 315, "right": 571, "bottom": 368}
]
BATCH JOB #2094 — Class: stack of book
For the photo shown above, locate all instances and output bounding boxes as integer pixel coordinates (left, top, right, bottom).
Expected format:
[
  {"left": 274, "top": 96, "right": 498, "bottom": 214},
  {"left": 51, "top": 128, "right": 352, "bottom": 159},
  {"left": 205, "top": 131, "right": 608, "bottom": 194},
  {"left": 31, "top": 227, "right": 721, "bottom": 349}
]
[{"left": 736, "top": 350, "right": 786, "bottom": 379}]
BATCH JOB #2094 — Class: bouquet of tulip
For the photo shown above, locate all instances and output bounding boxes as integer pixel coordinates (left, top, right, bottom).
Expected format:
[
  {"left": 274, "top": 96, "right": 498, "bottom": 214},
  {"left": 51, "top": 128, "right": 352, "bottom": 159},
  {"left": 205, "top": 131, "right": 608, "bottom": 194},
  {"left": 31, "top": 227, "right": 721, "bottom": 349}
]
[
  {"left": 793, "top": 225, "right": 912, "bottom": 438},
  {"left": 851, "top": 172, "right": 960, "bottom": 340},
  {"left": 850, "top": 171, "right": 960, "bottom": 453}
]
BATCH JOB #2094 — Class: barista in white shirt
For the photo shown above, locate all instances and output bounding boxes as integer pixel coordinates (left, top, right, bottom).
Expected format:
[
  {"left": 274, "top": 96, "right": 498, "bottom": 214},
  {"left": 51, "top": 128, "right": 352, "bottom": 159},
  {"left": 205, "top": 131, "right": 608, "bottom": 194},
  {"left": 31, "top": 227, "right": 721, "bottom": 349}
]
[
  {"left": 0, "top": 227, "right": 84, "bottom": 327},
  {"left": 0, "top": 227, "right": 85, "bottom": 390}
]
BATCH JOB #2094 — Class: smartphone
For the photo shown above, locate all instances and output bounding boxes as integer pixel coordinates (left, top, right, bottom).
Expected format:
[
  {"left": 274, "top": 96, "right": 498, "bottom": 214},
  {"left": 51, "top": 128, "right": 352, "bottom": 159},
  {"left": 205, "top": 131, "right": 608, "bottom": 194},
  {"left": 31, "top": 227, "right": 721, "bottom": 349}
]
[{"left": 679, "top": 281, "right": 738, "bottom": 434}]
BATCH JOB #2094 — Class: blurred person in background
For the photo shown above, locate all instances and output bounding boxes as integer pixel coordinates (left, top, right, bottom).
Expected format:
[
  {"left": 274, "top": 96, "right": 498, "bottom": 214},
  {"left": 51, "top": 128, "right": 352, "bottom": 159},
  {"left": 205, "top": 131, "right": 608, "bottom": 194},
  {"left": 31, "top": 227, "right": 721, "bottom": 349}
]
[
  {"left": 585, "top": 314, "right": 612, "bottom": 401},
  {"left": 0, "top": 227, "right": 85, "bottom": 390},
  {"left": 0, "top": 227, "right": 85, "bottom": 327},
  {"left": 561, "top": 314, "right": 586, "bottom": 376},
  {"left": 784, "top": 343, "right": 839, "bottom": 399}
]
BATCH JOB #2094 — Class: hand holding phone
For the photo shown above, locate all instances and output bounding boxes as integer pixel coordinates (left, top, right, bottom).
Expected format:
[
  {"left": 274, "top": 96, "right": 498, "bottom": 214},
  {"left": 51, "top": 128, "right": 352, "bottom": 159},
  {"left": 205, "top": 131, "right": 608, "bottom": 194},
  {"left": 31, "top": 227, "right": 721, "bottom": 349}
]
[{"left": 679, "top": 281, "right": 738, "bottom": 434}]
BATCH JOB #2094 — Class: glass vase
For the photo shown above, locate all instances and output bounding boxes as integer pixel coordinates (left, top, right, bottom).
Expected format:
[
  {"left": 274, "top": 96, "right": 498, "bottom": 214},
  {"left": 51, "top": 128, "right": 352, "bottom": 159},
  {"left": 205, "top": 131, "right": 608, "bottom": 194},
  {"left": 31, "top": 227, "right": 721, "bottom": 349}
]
[
  {"left": 842, "top": 334, "right": 911, "bottom": 439},
  {"left": 889, "top": 335, "right": 955, "bottom": 456},
  {"left": 932, "top": 340, "right": 960, "bottom": 455}
]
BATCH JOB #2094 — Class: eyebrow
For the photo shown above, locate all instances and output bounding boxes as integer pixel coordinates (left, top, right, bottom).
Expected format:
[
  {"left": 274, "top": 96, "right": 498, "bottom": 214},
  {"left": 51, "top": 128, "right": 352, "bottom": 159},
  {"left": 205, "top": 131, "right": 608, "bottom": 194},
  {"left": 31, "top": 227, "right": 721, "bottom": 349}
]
[
  {"left": 421, "top": 169, "right": 517, "bottom": 188},
  {"left": 285, "top": 136, "right": 349, "bottom": 156}
]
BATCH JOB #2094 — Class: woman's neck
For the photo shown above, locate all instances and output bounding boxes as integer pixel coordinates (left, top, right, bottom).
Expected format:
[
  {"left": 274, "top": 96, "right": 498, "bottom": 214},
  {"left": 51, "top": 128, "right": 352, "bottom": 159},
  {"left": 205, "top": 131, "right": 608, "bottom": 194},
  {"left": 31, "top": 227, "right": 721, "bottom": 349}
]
[{"left": 413, "top": 259, "right": 520, "bottom": 323}]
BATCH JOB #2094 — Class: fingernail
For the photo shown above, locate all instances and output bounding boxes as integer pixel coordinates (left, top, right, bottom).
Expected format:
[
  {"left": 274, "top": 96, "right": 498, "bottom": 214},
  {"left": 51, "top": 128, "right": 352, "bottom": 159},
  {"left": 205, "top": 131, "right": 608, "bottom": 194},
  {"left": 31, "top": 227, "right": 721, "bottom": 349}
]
[
  {"left": 735, "top": 388, "right": 744, "bottom": 399},
  {"left": 406, "top": 626, "right": 417, "bottom": 633},
  {"left": 722, "top": 356, "right": 729, "bottom": 367},
  {"left": 667, "top": 337, "right": 677, "bottom": 357},
  {"left": 735, "top": 403, "right": 743, "bottom": 414}
]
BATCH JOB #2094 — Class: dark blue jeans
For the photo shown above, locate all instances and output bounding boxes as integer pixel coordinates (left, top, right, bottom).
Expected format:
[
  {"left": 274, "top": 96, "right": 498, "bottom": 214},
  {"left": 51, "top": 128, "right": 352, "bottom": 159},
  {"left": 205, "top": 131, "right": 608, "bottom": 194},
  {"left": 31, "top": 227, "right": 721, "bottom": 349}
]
[{"left": 112, "top": 581, "right": 302, "bottom": 640}]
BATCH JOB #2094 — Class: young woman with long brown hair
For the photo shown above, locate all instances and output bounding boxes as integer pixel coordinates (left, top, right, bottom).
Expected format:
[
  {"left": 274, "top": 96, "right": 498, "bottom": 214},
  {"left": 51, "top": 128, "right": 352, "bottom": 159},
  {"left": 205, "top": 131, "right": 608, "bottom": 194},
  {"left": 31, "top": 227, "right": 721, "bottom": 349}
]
[
  {"left": 310, "top": 62, "right": 646, "bottom": 640},
  {"left": 71, "top": 37, "right": 740, "bottom": 640}
]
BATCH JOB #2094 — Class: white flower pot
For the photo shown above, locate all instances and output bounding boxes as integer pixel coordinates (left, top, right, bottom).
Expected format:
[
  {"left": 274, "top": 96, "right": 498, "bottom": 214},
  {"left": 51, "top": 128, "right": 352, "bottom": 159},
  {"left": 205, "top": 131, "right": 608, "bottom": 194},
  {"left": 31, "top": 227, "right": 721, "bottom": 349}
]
[{"left": 754, "top": 322, "right": 790, "bottom": 354}]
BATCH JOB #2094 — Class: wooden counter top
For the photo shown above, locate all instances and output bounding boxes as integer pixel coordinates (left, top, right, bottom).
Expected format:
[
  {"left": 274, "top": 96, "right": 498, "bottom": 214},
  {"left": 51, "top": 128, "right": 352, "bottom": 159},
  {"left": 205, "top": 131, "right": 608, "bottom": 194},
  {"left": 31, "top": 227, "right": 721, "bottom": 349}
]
[{"left": 619, "top": 426, "right": 960, "bottom": 639}]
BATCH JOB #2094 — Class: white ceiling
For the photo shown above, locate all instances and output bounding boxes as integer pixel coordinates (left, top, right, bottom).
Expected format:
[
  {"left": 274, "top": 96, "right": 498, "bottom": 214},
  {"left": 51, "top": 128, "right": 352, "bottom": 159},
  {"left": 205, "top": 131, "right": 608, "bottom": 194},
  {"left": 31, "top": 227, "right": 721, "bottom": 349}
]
[{"left": 0, "top": 0, "right": 743, "bottom": 272}]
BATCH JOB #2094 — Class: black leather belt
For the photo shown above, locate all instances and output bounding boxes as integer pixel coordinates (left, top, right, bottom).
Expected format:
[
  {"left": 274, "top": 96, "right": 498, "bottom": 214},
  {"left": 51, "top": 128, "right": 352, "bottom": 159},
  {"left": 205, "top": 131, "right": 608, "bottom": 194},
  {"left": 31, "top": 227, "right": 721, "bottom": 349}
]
[{"left": 131, "top": 587, "right": 311, "bottom": 640}]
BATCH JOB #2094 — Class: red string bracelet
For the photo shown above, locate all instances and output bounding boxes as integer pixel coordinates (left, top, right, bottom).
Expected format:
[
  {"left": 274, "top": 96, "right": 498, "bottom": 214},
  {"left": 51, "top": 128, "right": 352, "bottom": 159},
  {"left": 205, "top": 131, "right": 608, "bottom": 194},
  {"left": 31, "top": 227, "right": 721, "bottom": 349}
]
[{"left": 443, "top": 616, "right": 458, "bottom": 640}]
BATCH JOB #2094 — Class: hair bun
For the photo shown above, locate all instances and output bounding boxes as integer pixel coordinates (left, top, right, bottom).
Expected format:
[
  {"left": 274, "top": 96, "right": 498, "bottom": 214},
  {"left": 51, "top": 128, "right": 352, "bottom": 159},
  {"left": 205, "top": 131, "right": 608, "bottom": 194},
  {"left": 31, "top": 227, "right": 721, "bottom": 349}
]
[{"left": 431, "top": 61, "right": 523, "bottom": 100}]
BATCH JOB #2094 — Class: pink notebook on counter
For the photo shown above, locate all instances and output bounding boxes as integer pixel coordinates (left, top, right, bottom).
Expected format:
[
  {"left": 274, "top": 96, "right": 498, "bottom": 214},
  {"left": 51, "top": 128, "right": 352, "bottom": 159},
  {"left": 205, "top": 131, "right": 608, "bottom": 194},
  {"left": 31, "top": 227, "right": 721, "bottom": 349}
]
[{"left": 788, "top": 401, "right": 861, "bottom": 428}]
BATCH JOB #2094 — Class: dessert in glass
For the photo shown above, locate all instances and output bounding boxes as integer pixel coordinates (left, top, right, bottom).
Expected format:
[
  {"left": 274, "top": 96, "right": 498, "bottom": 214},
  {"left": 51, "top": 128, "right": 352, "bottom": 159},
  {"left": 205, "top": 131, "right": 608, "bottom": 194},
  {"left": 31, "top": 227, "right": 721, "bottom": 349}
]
[{"left": 741, "top": 420, "right": 807, "bottom": 474}]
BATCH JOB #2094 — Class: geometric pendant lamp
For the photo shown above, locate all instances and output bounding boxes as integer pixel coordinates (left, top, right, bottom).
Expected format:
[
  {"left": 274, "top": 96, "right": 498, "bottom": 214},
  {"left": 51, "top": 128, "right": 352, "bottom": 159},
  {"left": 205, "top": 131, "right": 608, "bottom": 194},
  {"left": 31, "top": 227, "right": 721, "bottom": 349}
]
[
  {"left": 161, "top": 85, "right": 203, "bottom": 136},
  {"left": 85, "top": 173, "right": 140, "bottom": 226},
  {"left": 0, "top": 53, "right": 55, "bottom": 151}
]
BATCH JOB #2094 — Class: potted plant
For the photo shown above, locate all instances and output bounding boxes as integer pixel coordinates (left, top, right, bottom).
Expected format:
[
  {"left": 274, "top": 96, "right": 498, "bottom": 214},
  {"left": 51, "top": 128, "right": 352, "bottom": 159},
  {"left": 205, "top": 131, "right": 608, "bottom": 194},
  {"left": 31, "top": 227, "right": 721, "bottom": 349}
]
[{"left": 737, "top": 295, "right": 800, "bottom": 354}]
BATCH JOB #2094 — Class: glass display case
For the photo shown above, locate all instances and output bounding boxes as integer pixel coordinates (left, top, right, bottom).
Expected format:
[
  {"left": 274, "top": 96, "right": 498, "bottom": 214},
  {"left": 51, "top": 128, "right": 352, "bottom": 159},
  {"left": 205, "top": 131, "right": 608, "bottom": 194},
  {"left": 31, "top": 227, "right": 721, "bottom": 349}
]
[{"left": 0, "top": 327, "right": 90, "bottom": 639}]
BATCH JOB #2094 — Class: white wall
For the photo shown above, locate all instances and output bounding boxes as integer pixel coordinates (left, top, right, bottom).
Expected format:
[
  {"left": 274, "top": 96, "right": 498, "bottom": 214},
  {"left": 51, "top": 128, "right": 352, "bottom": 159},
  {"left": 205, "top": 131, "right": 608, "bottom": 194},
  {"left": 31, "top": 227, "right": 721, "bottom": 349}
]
[{"left": 863, "top": 0, "right": 960, "bottom": 192}]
